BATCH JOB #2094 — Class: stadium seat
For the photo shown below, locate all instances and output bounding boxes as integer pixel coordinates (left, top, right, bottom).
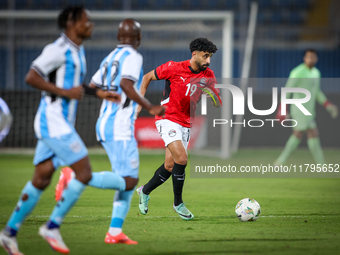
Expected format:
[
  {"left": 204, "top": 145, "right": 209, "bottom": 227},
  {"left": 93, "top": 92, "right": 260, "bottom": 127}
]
[
  {"left": 278, "top": 0, "right": 290, "bottom": 8},
  {"left": 133, "top": 0, "right": 148, "bottom": 10},
  {"left": 289, "top": 12, "right": 304, "bottom": 24},
  {"left": 258, "top": 0, "right": 272, "bottom": 9},
  {"left": 154, "top": 0, "right": 168, "bottom": 10},
  {"left": 45, "top": 1, "right": 63, "bottom": 10},
  {"left": 188, "top": 0, "right": 200, "bottom": 10},
  {"left": 85, "top": 0, "right": 98, "bottom": 10},
  {"left": 0, "top": 1, "right": 7, "bottom": 9},
  {"left": 271, "top": 12, "right": 282, "bottom": 24},
  {"left": 15, "top": 0, "right": 30, "bottom": 10},
  {"left": 171, "top": 0, "right": 183, "bottom": 10},
  {"left": 295, "top": 0, "right": 310, "bottom": 9},
  {"left": 202, "top": 0, "right": 218, "bottom": 10},
  {"left": 102, "top": 0, "right": 122, "bottom": 10}
]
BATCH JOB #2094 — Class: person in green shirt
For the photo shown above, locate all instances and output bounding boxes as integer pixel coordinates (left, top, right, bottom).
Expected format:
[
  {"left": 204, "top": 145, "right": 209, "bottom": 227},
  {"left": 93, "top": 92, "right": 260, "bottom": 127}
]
[{"left": 275, "top": 49, "right": 338, "bottom": 165}]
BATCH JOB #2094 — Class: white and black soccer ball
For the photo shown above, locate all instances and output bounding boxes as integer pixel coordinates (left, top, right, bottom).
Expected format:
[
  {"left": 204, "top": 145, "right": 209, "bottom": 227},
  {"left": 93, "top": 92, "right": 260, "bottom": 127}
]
[{"left": 235, "top": 198, "right": 261, "bottom": 222}]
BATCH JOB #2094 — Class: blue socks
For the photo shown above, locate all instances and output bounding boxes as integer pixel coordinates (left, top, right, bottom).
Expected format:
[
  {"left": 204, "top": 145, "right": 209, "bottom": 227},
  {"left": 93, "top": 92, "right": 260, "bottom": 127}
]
[
  {"left": 88, "top": 171, "right": 126, "bottom": 191},
  {"left": 49, "top": 178, "right": 86, "bottom": 226},
  {"left": 6, "top": 171, "right": 128, "bottom": 235},
  {"left": 110, "top": 188, "right": 135, "bottom": 228},
  {"left": 6, "top": 181, "right": 43, "bottom": 233}
]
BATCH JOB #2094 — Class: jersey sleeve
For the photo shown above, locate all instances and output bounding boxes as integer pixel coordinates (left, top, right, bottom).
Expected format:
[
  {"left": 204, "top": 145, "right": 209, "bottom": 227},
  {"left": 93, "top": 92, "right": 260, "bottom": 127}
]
[
  {"left": 316, "top": 79, "right": 327, "bottom": 105},
  {"left": 90, "top": 69, "right": 102, "bottom": 87},
  {"left": 207, "top": 71, "right": 220, "bottom": 94},
  {"left": 31, "top": 43, "right": 65, "bottom": 78},
  {"left": 286, "top": 69, "right": 299, "bottom": 87},
  {"left": 154, "top": 61, "right": 175, "bottom": 80},
  {"left": 121, "top": 53, "right": 143, "bottom": 82}
]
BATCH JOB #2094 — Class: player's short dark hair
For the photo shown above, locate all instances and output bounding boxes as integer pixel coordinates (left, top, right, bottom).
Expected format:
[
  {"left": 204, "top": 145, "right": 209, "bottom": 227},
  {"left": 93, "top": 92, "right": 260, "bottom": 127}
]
[
  {"left": 189, "top": 38, "right": 218, "bottom": 53},
  {"left": 304, "top": 48, "right": 318, "bottom": 56},
  {"left": 58, "top": 5, "right": 85, "bottom": 29}
]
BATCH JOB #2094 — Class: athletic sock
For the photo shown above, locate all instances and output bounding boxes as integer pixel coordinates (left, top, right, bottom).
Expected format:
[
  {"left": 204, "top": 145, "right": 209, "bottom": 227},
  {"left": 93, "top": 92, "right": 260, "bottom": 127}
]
[
  {"left": 109, "top": 188, "right": 135, "bottom": 236},
  {"left": 46, "top": 220, "right": 59, "bottom": 229},
  {"left": 88, "top": 171, "right": 126, "bottom": 191},
  {"left": 4, "top": 226, "right": 17, "bottom": 237},
  {"left": 307, "top": 137, "right": 325, "bottom": 164},
  {"left": 49, "top": 178, "right": 86, "bottom": 226},
  {"left": 143, "top": 164, "right": 171, "bottom": 195},
  {"left": 6, "top": 181, "right": 43, "bottom": 234},
  {"left": 172, "top": 163, "right": 186, "bottom": 206},
  {"left": 276, "top": 135, "right": 301, "bottom": 164}
]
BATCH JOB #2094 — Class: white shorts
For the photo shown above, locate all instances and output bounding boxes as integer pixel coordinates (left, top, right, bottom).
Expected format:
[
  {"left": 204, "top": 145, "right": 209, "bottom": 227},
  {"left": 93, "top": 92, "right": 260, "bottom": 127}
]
[{"left": 155, "top": 119, "right": 190, "bottom": 149}]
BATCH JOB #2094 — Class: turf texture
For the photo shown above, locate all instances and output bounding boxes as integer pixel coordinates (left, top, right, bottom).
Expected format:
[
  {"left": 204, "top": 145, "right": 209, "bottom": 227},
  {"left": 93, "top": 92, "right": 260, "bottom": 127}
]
[{"left": 0, "top": 149, "right": 339, "bottom": 255}]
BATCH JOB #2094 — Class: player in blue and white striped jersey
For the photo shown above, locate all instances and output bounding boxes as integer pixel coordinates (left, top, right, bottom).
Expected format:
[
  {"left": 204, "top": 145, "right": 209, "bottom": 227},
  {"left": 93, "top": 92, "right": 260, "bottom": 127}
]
[
  {"left": 90, "top": 19, "right": 166, "bottom": 244},
  {"left": 0, "top": 6, "right": 121, "bottom": 255},
  {"left": 32, "top": 32, "right": 87, "bottom": 139},
  {"left": 92, "top": 42, "right": 143, "bottom": 142},
  {"left": 56, "top": 19, "right": 166, "bottom": 245}
]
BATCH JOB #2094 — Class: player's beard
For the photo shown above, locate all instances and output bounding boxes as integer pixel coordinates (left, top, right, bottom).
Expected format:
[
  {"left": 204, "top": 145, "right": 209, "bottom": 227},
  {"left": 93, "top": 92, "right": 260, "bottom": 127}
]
[{"left": 197, "top": 61, "right": 209, "bottom": 71}]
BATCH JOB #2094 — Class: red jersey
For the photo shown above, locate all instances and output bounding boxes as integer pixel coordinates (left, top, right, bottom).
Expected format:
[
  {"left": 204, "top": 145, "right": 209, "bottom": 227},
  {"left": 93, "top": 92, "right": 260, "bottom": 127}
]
[{"left": 154, "top": 60, "right": 217, "bottom": 128}]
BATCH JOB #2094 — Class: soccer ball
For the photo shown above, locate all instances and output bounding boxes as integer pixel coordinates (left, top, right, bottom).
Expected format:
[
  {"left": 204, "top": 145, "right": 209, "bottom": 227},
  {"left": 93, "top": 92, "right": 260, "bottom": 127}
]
[{"left": 235, "top": 198, "right": 261, "bottom": 222}]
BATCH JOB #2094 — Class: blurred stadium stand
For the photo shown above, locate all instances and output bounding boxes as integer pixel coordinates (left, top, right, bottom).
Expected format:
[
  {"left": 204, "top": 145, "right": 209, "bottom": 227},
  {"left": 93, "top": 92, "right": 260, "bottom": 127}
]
[{"left": 1, "top": 0, "right": 339, "bottom": 89}]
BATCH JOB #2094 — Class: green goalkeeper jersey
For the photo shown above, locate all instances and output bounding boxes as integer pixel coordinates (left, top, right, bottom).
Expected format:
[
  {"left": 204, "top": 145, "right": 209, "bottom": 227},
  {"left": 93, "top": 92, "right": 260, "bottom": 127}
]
[{"left": 285, "top": 63, "right": 326, "bottom": 118}]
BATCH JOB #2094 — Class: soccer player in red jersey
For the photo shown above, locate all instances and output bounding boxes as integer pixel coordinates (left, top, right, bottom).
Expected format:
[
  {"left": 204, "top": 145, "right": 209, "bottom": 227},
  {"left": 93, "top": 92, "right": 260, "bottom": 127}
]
[{"left": 136, "top": 38, "right": 220, "bottom": 220}]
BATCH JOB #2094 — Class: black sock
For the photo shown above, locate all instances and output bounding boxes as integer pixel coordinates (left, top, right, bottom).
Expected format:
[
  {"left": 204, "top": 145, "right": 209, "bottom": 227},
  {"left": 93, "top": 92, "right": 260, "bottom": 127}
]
[
  {"left": 172, "top": 163, "right": 186, "bottom": 206},
  {"left": 143, "top": 164, "right": 171, "bottom": 195}
]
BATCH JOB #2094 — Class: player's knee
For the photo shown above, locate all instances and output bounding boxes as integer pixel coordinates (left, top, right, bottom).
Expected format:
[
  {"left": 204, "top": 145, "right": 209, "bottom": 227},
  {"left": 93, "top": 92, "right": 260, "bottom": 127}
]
[
  {"left": 293, "top": 131, "right": 303, "bottom": 140},
  {"left": 124, "top": 177, "right": 139, "bottom": 191},
  {"left": 76, "top": 170, "right": 92, "bottom": 184},
  {"left": 125, "top": 184, "right": 135, "bottom": 191},
  {"left": 175, "top": 155, "right": 188, "bottom": 165},
  {"left": 307, "top": 128, "right": 318, "bottom": 138},
  {"left": 164, "top": 162, "right": 174, "bottom": 172},
  {"left": 32, "top": 176, "right": 50, "bottom": 190}
]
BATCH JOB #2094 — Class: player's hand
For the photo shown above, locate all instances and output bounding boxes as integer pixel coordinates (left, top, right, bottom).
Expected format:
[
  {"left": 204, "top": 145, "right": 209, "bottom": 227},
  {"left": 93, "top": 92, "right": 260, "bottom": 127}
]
[
  {"left": 148, "top": 105, "right": 166, "bottom": 116},
  {"left": 96, "top": 90, "right": 121, "bottom": 103},
  {"left": 325, "top": 103, "right": 338, "bottom": 118},
  {"left": 62, "top": 86, "right": 84, "bottom": 100}
]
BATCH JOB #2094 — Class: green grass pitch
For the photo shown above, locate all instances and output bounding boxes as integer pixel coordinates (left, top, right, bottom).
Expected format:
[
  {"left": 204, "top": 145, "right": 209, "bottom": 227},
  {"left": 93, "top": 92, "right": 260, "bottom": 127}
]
[{"left": 0, "top": 149, "right": 340, "bottom": 255}]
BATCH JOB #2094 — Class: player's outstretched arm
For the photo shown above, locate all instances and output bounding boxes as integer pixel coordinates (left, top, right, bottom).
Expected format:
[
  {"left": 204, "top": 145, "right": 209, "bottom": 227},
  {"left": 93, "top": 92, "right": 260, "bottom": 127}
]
[
  {"left": 140, "top": 70, "right": 157, "bottom": 97},
  {"left": 121, "top": 78, "right": 165, "bottom": 116},
  {"left": 26, "top": 69, "right": 84, "bottom": 100},
  {"left": 323, "top": 101, "right": 338, "bottom": 119},
  {"left": 137, "top": 70, "right": 158, "bottom": 115}
]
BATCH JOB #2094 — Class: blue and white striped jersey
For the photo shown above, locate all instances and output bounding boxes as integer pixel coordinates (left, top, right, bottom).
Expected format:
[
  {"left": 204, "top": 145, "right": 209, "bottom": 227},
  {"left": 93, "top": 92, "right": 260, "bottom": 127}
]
[
  {"left": 91, "top": 45, "right": 143, "bottom": 141},
  {"left": 32, "top": 34, "right": 86, "bottom": 139}
]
